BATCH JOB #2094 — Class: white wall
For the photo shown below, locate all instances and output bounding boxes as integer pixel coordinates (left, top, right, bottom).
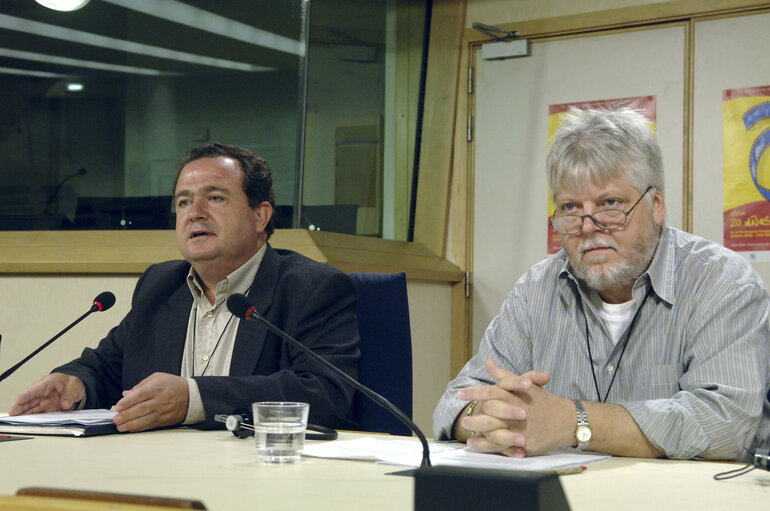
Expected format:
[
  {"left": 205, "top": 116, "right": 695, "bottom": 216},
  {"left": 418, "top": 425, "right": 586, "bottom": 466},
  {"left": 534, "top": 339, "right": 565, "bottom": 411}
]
[
  {"left": 0, "top": 275, "right": 451, "bottom": 435},
  {"left": 407, "top": 280, "right": 452, "bottom": 433}
]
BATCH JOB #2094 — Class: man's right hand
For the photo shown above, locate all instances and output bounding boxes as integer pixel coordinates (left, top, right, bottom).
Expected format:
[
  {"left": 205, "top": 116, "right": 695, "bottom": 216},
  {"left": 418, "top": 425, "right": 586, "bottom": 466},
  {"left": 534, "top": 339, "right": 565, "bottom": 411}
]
[{"left": 9, "top": 373, "right": 85, "bottom": 415}]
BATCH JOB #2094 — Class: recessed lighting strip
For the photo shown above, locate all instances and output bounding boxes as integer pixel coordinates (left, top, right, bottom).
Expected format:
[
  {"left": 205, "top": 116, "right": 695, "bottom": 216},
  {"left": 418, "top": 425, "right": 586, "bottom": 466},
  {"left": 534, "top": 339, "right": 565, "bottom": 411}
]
[
  {"left": 0, "top": 14, "right": 274, "bottom": 72},
  {"left": 0, "top": 47, "right": 172, "bottom": 76},
  {"left": 102, "top": 0, "right": 304, "bottom": 57},
  {"left": 0, "top": 65, "right": 66, "bottom": 78}
]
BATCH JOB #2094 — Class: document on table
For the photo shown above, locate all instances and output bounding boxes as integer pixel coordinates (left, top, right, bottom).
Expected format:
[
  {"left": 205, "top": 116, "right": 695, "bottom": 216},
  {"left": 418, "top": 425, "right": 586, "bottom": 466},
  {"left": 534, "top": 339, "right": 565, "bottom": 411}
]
[
  {"left": 0, "top": 410, "right": 116, "bottom": 425},
  {"left": 302, "top": 437, "right": 609, "bottom": 471},
  {"left": 0, "top": 409, "right": 118, "bottom": 437}
]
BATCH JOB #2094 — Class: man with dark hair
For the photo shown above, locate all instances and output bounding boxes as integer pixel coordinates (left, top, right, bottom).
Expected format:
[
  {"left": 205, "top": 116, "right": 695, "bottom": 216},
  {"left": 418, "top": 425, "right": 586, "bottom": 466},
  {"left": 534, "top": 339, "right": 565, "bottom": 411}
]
[
  {"left": 176, "top": 143, "right": 276, "bottom": 236},
  {"left": 11, "top": 142, "right": 360, "bottom": 432},
  {"left": 434, "top": 108, "right": 770, "bottom": 461}
]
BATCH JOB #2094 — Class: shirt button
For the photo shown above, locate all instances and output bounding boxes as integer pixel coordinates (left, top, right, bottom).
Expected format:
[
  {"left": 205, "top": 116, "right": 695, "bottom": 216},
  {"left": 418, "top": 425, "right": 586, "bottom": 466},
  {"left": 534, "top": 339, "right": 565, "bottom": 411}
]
[
  {"left": 205, "top": 311, "right": 213, "bottom": 318},
  {"left": 202, "top": 355, "right": 209, "bottom": 361},
  {"left": 606, "top": 364, "right": 614, "bottom": 373}
]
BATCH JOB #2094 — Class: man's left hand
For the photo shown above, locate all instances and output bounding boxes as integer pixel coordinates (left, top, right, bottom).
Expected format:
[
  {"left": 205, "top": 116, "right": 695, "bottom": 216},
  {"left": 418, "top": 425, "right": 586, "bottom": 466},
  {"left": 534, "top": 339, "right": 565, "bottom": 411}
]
[
  {"left": 113, "top": 372, "right": 189, "bottom": 432},
  {"left": 457, "top": 359, "right": 575, "bottom": 457}
]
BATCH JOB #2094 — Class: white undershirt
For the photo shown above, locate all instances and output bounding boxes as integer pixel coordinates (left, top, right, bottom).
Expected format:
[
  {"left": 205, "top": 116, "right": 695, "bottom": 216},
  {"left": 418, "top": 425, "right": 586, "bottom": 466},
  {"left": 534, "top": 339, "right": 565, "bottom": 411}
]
[{"left": 589, "top": 290, "right": 637, "bottom": 345}]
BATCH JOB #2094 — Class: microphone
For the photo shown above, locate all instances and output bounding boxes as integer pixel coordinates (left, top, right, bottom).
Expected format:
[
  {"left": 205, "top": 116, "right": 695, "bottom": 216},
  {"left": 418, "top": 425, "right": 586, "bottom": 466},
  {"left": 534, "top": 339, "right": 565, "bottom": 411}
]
[
  {"left": 44, "top": 167, "right": 87, "bottom": 214},
  {"left": 91, "top": 291, "right": 116, "bottom": 312},
  {"left": 226, "top": 293, "right": 432, "bottom": 469},
  {"left": 0, "top": 291, "right": 116, "bottom": 383}
]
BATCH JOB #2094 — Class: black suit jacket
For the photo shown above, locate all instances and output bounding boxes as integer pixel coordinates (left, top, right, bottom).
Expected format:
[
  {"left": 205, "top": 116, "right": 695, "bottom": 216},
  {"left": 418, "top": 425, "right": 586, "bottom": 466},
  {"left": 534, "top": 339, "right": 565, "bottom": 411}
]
[{"left": 55, "top": 245, "right": 360, "bottom": 428}]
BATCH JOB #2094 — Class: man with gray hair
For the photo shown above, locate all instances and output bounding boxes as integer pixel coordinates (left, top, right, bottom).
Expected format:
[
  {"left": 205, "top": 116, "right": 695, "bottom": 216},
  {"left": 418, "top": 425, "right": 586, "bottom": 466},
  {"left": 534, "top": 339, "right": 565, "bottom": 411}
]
[{"left": 433, "top": 108, "right": 770, "bottom": 460}]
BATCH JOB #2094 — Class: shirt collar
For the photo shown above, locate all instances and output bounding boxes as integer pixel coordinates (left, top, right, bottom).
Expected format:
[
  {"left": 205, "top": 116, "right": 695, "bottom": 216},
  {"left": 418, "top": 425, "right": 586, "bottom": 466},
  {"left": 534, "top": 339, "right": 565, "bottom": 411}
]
[
  {"left": 186, "top": 243, "right": 267, "bottom": 308},
  {"left": 556, "top": 225, "right": 674, "bottom": 306},
  {"left": 643, "top": 224, "right": 675, "bottom": 306}
]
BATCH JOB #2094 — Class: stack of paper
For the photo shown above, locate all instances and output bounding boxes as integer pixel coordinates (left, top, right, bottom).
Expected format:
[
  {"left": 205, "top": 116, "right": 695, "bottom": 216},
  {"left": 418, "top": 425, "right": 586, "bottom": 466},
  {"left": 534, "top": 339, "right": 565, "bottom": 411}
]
[{"left": 0, "top": 409, "right": 118, "bottom": 437}]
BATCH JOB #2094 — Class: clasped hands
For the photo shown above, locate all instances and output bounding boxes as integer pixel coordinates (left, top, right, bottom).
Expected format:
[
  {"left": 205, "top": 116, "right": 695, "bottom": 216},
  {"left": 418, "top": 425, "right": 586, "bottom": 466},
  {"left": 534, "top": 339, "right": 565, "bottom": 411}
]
[
  {"left": 9, "top": 372, "right": 189, "bottom": 432},
  {"left": 457, "top": 359, "right": 575, "bottom": 458}
]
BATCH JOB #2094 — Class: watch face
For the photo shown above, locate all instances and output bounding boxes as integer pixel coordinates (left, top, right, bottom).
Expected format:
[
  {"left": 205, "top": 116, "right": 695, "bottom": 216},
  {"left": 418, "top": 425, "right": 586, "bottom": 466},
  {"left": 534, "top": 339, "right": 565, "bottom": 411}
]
[{"left": 576, "top": 425, "right": 592, "bottom": 443}]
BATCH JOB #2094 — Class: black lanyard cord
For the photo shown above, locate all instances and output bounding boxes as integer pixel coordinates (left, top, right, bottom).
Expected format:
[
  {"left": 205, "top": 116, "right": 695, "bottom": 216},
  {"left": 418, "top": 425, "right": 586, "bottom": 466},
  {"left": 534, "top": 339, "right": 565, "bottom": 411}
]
[
  {"left": 192, "top": 285, "right": 253, "bottom": 376},
  {"left": 582, "top": 285, "right": 653, "bottom": 403}
]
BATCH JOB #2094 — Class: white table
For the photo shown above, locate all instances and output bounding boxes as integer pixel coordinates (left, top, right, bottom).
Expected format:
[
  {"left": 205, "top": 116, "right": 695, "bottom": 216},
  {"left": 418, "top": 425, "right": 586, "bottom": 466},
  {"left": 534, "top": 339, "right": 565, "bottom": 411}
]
[{"left": 0, "top": 428, "right": 767, "bottom": 510}]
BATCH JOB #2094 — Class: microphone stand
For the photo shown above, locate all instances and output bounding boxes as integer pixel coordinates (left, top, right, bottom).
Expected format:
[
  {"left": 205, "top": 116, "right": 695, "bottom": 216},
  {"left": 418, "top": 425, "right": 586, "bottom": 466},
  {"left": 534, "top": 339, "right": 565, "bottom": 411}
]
[
  {"left": 228, "top": 294, "right": 431, "bottom": 469},
  {"left": 0, "top": 293, "right": 114, "bottom": 383},
  {"left": 0, "top": 309, "right": 94, "bottom": 383}
]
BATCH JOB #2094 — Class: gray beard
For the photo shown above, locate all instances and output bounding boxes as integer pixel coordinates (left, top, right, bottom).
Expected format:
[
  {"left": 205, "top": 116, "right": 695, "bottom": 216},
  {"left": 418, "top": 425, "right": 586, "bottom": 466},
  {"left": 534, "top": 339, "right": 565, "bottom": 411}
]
[{"left": 568, "top": 220, "right": 660, "bottom": 293}]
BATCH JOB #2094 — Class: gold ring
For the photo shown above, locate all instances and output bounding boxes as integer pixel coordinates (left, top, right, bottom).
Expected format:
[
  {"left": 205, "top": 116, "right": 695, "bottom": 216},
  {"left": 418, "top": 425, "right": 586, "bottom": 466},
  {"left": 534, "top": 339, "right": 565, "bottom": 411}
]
[{"left": 466, "top": 400, "right": 479, "bottom": 438}]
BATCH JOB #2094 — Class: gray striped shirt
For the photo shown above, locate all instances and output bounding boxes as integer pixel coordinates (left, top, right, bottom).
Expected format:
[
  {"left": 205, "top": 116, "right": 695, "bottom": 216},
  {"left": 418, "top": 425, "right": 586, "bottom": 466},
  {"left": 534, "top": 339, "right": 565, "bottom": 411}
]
[{"left": 433, "top": 226, "right": 770, "bottom": 460}]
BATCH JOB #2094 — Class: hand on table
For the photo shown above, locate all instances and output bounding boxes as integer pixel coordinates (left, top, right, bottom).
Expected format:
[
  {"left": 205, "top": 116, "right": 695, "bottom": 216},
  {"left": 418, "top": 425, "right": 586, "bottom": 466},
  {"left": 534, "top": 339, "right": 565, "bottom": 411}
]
[
  {"left": 9, "top": 372, "right": 85, "bottom": 415},
  {"left": 114, "top": 372, "right": 189, "bottom": 432}
]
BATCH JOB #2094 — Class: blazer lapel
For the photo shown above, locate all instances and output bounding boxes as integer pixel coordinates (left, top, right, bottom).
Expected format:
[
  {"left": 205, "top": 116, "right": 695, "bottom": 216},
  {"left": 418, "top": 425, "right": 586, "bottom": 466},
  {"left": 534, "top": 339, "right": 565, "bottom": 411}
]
[
  {"left": 156, "top": 284, "right": 192, "bottom": 374},
  {"left": 229, "top": 244, "right": 279, "bottom": 376}
]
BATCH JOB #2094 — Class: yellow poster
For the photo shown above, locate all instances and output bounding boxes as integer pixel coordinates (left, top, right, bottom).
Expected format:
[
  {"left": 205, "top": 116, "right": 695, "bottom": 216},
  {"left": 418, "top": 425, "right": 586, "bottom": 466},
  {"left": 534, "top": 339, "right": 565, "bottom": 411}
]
[
  {"left": 546, "top": 97, "right": 656, "bottom": 254},
  {"left": 723, "top": 86, "right": 770, "bottom": 256}
]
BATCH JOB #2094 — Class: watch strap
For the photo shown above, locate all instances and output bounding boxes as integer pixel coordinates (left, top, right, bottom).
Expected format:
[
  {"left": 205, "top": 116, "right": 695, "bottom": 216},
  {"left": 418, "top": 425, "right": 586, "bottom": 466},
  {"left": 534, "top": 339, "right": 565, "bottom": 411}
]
[
  {"left": 574, "top": 399, "right": 588, "bottom": 426},
  {"left": 573, "top": 399, "right": 591, "bottom": 450}
]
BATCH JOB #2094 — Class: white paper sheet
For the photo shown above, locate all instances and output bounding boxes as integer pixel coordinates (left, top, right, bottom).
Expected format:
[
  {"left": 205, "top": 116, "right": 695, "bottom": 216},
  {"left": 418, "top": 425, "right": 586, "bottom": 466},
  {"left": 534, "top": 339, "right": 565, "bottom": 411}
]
[
  {"left": 0, "top": 409, "right": 116, "bottom": 425},
  {"left": 302, "top": 437, "right": 609, "bottom": 471}
]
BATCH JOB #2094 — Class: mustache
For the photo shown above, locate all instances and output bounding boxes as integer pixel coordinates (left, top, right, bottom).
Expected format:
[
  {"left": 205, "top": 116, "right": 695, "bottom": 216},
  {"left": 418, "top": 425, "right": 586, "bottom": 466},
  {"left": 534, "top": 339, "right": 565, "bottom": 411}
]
[{"left": 579, "top": 237, "right": 619, "bottom": 256}]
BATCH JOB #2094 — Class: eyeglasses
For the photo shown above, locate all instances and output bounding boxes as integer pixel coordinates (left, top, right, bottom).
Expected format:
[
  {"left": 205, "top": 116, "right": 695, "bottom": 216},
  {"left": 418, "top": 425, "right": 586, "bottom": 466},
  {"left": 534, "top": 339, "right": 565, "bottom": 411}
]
[{"left": 550, "top": 186, "right": 653, "bottom": 235}]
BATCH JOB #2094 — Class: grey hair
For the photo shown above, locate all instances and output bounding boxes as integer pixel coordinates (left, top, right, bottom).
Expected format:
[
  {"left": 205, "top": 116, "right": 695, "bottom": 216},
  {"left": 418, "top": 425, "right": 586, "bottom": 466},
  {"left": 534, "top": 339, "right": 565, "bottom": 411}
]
[{"left": 546, "top": 108, "right": 664, "bottom": 202}]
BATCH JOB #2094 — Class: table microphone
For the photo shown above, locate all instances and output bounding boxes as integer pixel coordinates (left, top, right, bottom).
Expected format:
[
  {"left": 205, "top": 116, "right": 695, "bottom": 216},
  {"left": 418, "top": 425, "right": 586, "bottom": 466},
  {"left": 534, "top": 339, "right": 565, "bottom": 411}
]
[
  {"left": 226, "top": 292, "right": 432, "bottom": 469},
  {"left": 0, "top": 291, "right": 116, "bottom": 383}
]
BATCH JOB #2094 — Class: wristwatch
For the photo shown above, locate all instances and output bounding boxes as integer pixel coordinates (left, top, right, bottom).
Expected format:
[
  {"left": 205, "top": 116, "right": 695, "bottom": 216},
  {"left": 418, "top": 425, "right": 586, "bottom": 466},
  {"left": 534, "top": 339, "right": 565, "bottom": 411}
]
[{"left": 573, "top": 399, "right": 592, "bottom": 450}]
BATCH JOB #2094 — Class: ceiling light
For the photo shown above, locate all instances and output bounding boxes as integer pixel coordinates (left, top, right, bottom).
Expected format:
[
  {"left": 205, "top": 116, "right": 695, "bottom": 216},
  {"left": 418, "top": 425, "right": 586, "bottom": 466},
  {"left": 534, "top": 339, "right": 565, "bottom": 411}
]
[
  {"left": 66, "top": 82, "right": 83, "bottom": 91},
  {"left": 34, "top": 0, "right": 90, "bottom": 12},
  {"left": 0, "top": 66, "right": 65, "bottom": 78}
]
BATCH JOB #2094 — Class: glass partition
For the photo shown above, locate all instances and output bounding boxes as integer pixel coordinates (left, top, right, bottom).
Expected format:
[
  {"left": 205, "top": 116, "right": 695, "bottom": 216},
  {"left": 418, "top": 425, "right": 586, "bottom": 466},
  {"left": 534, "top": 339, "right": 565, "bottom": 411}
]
[
  {"left": 0, "top": 0, "right": 428, "bottom": 241},
  {"left": 300, "top": 0, "right": 427, "bottom": 240},
  {"left": 0, "top": 0, "right": 306, "bottom": 230}
]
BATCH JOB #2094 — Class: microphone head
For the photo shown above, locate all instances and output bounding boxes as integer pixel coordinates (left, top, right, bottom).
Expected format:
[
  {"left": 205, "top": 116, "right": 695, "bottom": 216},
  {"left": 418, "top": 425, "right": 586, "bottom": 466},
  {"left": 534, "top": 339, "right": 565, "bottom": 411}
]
[
  {"left": 226, "top": 293, "right": 253, "bottom": 319},
  {"left": 93, "top": 291, "right": 116, "bottom": 312},
  {"left": 77, "top": 168, "right": 87, "bottom": 176}
]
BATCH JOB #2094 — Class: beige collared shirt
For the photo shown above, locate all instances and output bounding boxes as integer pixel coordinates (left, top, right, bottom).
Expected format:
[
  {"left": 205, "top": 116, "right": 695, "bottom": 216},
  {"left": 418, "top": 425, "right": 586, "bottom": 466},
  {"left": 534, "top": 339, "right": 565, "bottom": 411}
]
[{"left": 180, "top": 244, "right": 266, "bottom": 424}]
